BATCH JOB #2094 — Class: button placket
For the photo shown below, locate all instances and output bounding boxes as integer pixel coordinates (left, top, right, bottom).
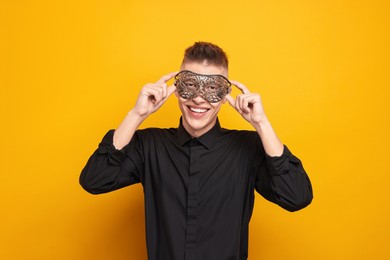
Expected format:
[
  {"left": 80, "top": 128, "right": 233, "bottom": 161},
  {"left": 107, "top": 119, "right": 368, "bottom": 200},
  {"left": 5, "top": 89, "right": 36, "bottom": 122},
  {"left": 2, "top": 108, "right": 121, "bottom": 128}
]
[{"left": 184, "top": 141, "right": 202, "bottom": 259}]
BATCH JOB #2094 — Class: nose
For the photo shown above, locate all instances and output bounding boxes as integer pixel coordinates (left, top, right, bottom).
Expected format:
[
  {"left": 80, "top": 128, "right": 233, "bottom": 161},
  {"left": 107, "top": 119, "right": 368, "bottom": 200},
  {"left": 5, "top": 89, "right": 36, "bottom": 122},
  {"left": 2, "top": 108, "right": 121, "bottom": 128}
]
[{"left": 191, "top": 94, "right": 206, "bottom": 104}]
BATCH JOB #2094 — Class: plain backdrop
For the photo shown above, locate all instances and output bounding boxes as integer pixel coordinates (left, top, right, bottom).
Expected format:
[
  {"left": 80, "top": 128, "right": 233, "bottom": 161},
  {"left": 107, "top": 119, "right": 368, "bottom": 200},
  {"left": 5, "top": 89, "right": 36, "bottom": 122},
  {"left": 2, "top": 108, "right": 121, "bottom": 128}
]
[{"left": 1, "top": 0, "right": 389, "bottom": 259}]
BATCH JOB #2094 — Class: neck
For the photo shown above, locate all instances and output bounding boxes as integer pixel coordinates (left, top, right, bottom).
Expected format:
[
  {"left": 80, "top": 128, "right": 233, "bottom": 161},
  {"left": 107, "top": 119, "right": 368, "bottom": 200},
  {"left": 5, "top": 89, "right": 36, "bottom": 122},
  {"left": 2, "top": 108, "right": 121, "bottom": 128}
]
[{"left": 182, "top": 118, "right": 217, "bottom": 138}]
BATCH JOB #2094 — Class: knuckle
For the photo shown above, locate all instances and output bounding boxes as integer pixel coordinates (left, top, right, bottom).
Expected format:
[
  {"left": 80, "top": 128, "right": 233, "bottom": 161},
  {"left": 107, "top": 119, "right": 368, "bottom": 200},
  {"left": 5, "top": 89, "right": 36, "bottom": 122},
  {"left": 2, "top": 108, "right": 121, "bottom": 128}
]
[{"left": 143, "top": 83, "right": 154, "bottom": 89}]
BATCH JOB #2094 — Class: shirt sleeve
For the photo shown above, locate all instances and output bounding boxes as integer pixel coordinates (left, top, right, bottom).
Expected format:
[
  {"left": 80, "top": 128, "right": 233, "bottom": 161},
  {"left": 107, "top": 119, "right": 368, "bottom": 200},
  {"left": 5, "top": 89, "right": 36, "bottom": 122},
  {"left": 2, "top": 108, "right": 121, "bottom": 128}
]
[
  {"left": 254, "top": 145, "right": 313, "bottom": 212},
  {"left": 79, "top": 129, "right": 144, "bottom": 194}
]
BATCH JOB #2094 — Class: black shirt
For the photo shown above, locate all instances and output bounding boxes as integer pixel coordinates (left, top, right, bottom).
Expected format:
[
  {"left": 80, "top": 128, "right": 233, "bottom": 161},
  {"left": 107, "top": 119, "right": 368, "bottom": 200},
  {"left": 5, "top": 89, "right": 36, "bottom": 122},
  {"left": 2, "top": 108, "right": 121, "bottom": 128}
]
[{"left": 80, "top": 119, "right": 313, "bottom": 260}]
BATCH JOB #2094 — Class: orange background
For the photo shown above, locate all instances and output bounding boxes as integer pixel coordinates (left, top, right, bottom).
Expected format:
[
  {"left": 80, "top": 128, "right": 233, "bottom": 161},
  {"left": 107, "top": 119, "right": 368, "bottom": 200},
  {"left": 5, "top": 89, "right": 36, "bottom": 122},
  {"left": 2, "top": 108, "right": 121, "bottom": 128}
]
[{"left": 1, "top": 0, "right": 389, "bottom": 259}]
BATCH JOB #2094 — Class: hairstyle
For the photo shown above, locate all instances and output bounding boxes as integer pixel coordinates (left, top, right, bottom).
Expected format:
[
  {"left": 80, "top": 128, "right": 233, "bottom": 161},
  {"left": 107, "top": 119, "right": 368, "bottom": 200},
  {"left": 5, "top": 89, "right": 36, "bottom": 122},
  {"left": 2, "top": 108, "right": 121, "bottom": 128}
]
[{"left": 181, "top": 42, "right": 229, "bottom": 69}]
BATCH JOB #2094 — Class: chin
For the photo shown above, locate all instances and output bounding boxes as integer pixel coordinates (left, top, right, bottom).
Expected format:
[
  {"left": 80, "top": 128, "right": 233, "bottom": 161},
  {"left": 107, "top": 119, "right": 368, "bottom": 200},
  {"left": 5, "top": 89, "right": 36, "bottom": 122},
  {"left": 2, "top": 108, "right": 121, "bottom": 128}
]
[
  {"left": 177, "top": 95, "right": 222, "bottom": 137},
  {"left": 182, "top": 113, "right": 217, "bottom": 137}
]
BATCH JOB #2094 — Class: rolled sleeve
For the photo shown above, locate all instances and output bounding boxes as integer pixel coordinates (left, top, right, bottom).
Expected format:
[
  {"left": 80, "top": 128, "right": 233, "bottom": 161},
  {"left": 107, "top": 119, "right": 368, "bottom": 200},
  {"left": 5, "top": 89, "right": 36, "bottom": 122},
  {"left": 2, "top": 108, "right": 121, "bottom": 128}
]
[
  {"left": 266, "top": 145, "right": 301, "bottom": 176},
  {"left": 97, "top": 130, "right": 127, "bottom": 166},
  {"left": 79, "top": 129, "right": 143, "bottom": 194},
  {"left": 255, "top": 145, "right": 313, "bottom": 212}
]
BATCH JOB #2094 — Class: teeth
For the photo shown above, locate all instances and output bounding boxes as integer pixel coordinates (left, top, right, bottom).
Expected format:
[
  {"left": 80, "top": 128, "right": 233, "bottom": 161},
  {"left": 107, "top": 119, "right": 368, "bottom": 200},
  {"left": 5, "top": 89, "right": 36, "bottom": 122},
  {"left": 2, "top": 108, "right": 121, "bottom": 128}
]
[{"left": 189, "top": 107, "right": 208, "bottom": 113}]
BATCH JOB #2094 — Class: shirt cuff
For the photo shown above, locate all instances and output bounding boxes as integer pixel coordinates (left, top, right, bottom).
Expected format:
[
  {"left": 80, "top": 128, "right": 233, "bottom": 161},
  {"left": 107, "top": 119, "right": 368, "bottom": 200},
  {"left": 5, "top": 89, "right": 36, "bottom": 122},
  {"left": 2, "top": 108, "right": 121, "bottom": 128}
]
[
  {"left": 97, "top": 129, "right": 126, "bottom": 165},
  {"left": 266, "top": 145, "right": 301, "bottom": 176}
]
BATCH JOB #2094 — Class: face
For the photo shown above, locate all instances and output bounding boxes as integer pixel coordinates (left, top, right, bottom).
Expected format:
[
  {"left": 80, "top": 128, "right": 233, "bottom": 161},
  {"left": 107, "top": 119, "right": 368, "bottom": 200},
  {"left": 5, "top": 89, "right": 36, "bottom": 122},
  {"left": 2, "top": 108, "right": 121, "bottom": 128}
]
[{"left": 174, "top": 61, "right": 229, "bottom": 137}]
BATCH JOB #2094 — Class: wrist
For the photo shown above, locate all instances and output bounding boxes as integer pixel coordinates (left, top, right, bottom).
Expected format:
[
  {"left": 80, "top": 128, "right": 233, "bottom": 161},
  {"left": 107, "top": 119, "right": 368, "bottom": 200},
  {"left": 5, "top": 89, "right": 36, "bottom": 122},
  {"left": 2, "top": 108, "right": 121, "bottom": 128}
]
[
  {"left": 252, "top": 114, "right": 270, "bottom": 132},
  {"left": 113, "top": 110, "right": 145, "bottom": 150},
  {"left": 252, "top": 115, "right": 284, "bottom": 156},
  {"left": 128, "top": 109, "right": 148, "bottom": 123}
]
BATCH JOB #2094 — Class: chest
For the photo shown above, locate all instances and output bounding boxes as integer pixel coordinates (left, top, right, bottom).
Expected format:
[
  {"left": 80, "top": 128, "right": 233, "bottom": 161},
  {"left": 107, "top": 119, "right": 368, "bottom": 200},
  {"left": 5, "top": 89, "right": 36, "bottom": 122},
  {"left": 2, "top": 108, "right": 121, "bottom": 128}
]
[{"left": 143, "top": 139, "right": 256, "bottom": 202}]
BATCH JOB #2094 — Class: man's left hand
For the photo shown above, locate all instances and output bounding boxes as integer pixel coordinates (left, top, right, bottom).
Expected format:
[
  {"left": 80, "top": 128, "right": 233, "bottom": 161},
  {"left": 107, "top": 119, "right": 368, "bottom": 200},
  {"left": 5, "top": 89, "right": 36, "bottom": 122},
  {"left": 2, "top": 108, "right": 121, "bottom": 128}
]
[{"left": 226, "top": 80, "right": 266, "bottom": 126}]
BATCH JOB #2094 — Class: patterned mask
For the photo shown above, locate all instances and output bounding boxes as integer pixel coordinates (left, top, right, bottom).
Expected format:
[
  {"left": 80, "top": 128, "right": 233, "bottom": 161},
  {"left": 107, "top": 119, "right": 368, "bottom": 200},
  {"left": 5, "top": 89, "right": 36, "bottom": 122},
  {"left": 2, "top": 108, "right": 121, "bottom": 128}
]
[{"left": 174, "top": 70, "right": 231, "bottom": 103}]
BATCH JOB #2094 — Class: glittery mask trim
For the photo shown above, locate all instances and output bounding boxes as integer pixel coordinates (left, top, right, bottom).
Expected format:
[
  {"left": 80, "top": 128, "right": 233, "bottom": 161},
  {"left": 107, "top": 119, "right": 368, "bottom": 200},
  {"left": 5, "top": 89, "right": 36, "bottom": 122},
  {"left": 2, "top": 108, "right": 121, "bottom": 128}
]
[{"left": 174, "top": 70, "right": 231, "bottom": 103}]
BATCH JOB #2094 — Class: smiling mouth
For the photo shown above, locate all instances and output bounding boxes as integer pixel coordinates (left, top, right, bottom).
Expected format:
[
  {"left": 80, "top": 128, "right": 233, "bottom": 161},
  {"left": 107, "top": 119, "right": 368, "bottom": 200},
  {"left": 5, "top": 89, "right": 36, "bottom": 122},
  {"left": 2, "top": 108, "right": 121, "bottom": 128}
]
[{"left": 188, "top": 106, "right": 209, "bottom": 113}]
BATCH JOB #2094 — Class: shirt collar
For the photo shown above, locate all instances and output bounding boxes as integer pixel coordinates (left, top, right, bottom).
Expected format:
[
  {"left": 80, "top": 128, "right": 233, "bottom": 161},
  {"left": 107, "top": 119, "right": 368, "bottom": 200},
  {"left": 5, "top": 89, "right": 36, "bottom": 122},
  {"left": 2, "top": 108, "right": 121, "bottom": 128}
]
[{"left": 177, "top": 117, "right": 222, "bottom": 149}]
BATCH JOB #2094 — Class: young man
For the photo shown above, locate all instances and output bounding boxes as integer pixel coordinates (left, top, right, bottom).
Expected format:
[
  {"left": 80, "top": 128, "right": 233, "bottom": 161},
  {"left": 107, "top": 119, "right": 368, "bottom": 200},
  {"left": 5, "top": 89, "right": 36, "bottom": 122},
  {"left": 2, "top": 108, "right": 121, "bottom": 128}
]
[{"left": 80, "top": 42, "right": 313, "bottom": 260}]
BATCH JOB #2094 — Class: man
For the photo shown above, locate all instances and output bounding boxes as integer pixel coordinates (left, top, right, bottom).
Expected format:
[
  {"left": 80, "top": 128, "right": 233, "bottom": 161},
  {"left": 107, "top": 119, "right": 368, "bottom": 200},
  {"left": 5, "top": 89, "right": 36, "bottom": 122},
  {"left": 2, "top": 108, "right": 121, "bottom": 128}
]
[{"left": 80, "top": 42, "right": 313, "bottom": 260}]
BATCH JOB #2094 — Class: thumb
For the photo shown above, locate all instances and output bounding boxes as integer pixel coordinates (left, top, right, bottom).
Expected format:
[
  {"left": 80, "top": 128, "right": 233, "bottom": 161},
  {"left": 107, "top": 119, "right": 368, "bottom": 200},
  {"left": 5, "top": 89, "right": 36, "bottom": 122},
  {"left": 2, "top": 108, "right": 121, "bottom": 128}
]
[{"left": 225, "top": 94, "right": 235, "bottom": 107}]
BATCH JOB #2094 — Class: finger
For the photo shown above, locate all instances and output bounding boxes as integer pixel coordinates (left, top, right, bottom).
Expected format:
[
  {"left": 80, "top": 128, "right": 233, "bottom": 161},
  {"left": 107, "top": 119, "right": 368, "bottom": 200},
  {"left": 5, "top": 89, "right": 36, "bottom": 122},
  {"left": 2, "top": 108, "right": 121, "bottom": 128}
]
[
  {"left": 146, "top": 87, "right": 163, "bottom": 104},
  {"left": 153, "top": 84, "right": 177, "bottom": 111},
  {"left": 161, "top": 84, "right": 176, "bottom": 102},
  {"left": 238, "top": 95, "right": 247, "bottom": 114},
  {"left": 153, "top": 84, "right": 166, "bottom": 101},
  {"left": 156, "top": 71, "right": 179, "bottom": 84},
  {"left": 230, "top": 80, "right": 250, "bottom": 94},
  {"left": 235, "top": 96, "right": 243, "bottom": 114},
  {"left": 225, "top": 94, "right": 235, "bottom": 107},
  {"left": 238, "top": 94, "right": 252, "bottom": 114},
  {"left": 151, "top": 82, "right": 168, "bottom": 99},
  {"left": 158, "top": 84, "right": 176, "bottom": 104},
  {"left": 167, "top": 84, "right": 176, "bottom": 96},
  {"left": 161, "top": 83, "right": 167, "bottom": 98},
  {"left": 241, "top": 96, "right": 251, "bottom": 113}
]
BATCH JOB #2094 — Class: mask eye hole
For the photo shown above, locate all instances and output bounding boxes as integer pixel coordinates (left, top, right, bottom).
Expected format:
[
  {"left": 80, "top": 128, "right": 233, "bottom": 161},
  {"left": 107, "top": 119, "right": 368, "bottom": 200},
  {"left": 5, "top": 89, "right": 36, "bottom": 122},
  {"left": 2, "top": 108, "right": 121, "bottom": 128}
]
[
  {"left": 204, "top": 84, "right": 220, "bottom": 93},
  {"left": 184, "top": 80, "right": 197, "bottom": 91}
]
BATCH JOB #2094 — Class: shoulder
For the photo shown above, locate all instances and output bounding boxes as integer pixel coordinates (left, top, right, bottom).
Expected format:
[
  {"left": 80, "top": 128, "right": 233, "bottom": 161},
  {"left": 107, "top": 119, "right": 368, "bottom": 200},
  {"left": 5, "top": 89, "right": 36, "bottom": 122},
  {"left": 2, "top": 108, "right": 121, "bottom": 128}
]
[
  {"left": 218, "top": 128, "right": 266, "bottom": 159},
  {"left": 220, "top": 127, "right": 260, "bottom": 141},
  {"left": 219, "top": 128, "right": 263, "bottom": 150}
]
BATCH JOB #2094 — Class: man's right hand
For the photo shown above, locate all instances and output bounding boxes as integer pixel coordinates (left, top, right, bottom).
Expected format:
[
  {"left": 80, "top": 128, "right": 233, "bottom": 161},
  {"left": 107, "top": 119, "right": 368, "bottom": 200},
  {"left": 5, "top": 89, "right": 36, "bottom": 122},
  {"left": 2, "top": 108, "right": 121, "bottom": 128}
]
[
  {"left": 132, "top": 72, "right": 177, "bottom": 118},
  {"left": 113, "top": 72, "right": 177, "bottom": 150}
]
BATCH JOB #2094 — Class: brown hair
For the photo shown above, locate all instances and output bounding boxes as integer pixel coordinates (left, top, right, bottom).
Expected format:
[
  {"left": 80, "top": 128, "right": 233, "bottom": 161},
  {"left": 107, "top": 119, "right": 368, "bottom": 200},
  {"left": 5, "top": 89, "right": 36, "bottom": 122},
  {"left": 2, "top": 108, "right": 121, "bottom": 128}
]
[{"left": 181, "top": 42, "right": 229, "bottom": 69}]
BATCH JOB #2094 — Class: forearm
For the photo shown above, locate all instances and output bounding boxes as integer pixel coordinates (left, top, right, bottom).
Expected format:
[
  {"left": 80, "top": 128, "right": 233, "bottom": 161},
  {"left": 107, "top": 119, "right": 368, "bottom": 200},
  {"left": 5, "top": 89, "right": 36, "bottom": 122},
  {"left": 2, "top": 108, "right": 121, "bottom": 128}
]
[
  {"left": 113, "top": 110, "right": 146, "bottom": 150},
  {"left": 253, "top": 115, "right": 284, "bottom": 157}
]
